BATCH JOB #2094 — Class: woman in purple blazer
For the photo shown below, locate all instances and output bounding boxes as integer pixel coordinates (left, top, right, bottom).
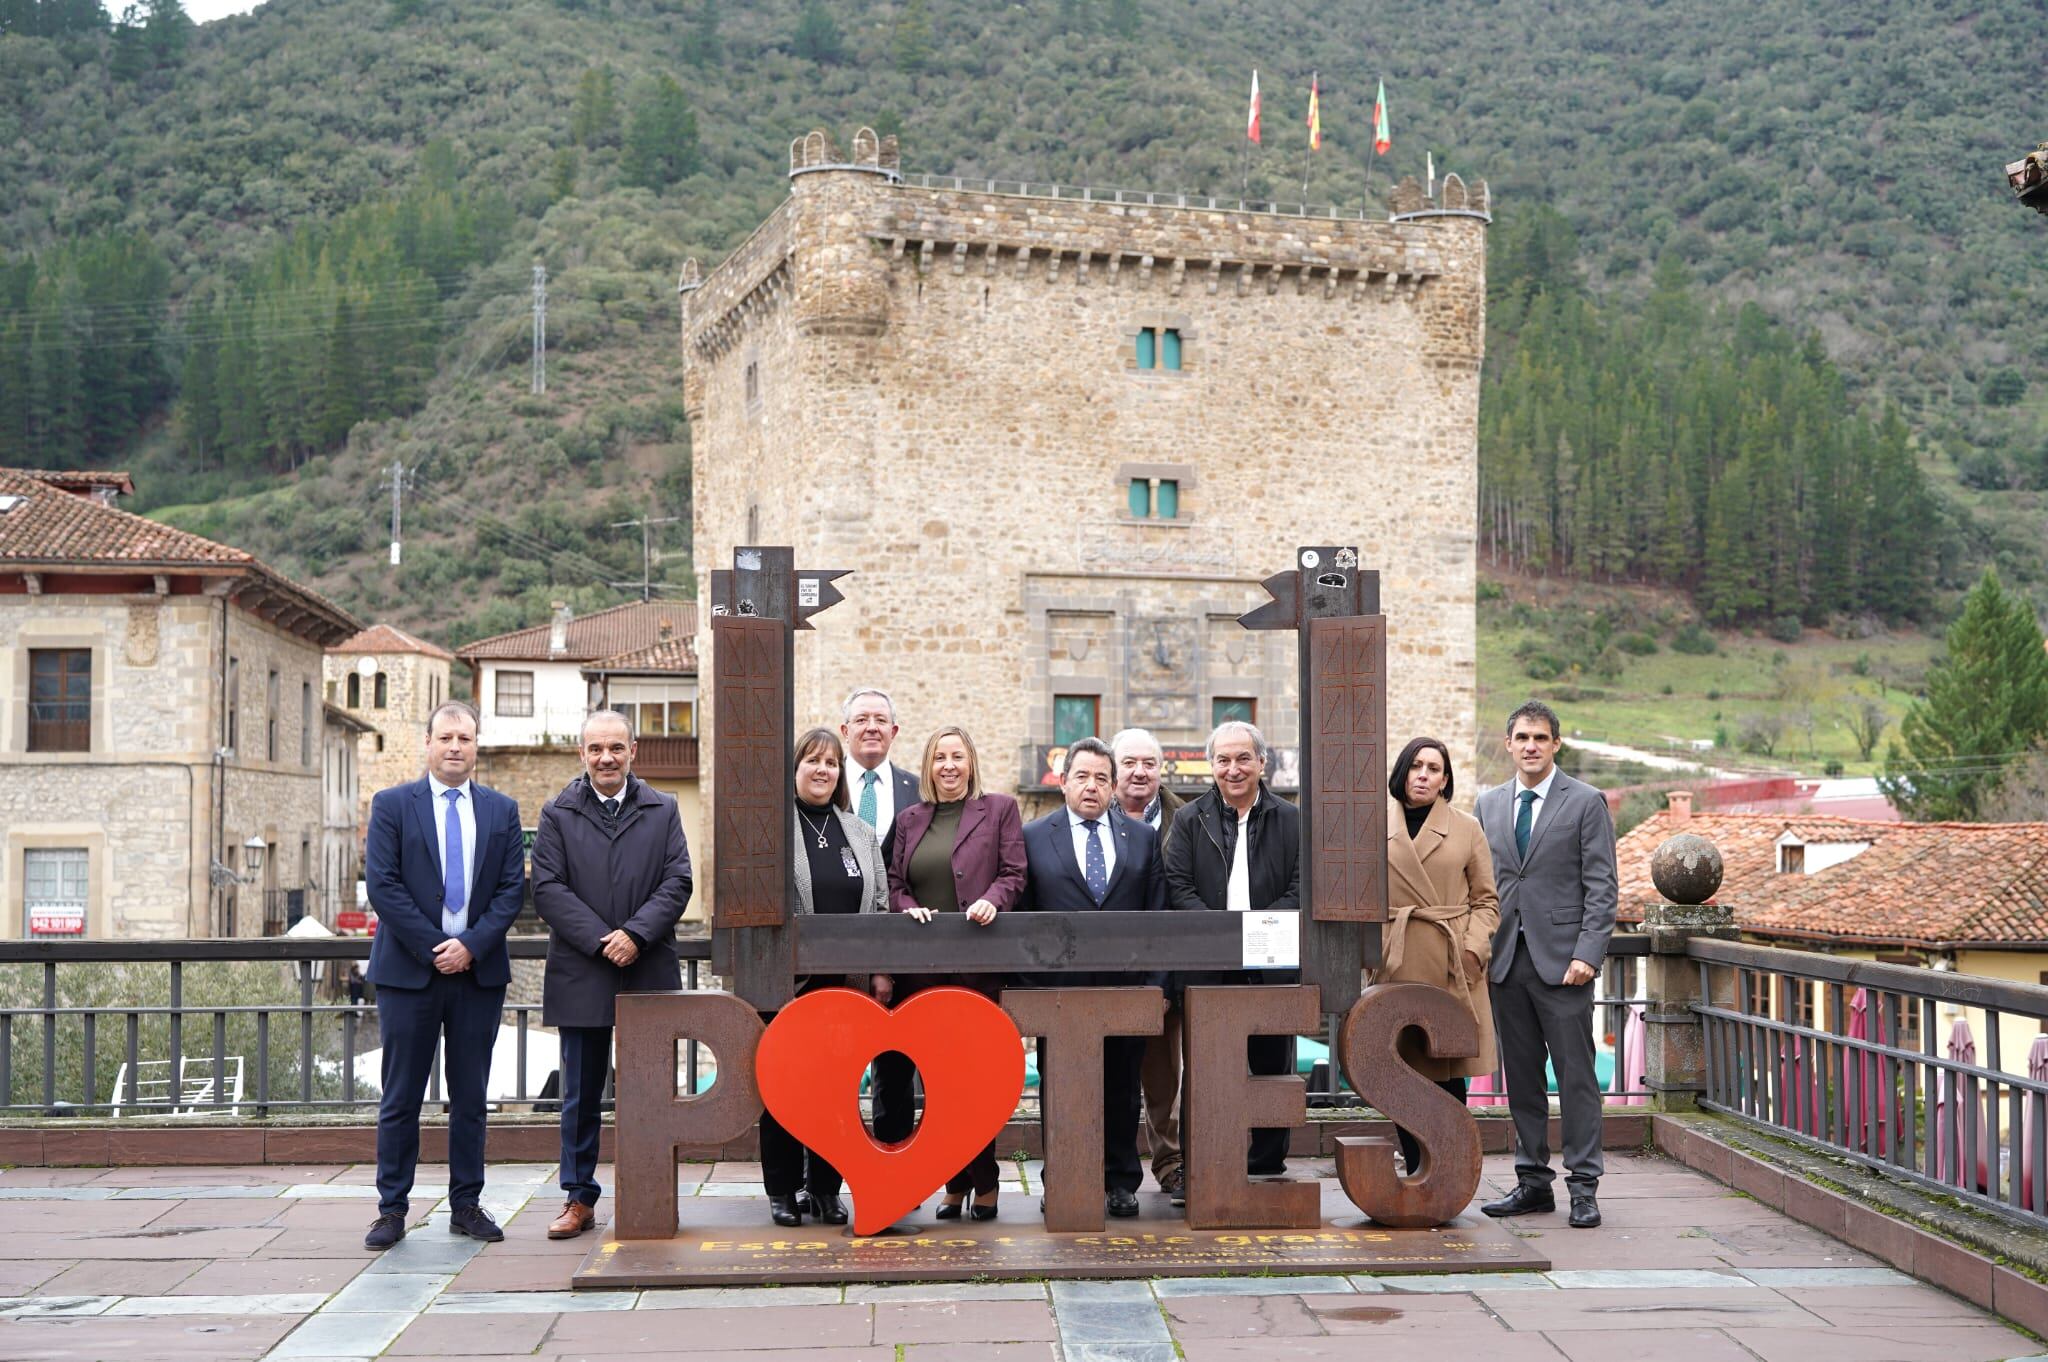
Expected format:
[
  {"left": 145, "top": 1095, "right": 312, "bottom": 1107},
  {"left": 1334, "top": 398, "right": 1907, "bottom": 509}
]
[{"left": 875, "top": 725, "right": 1026, "bottom": 1221}]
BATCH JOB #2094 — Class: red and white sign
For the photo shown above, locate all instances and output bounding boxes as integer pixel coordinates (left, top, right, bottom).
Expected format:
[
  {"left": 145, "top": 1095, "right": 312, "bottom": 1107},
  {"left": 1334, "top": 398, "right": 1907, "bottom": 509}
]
[
  {"left": 336, "top": 911, "right": 369, "bottom": 931},
  {"left": 27, "top": 906, "right": 85, "bottom": 936}
]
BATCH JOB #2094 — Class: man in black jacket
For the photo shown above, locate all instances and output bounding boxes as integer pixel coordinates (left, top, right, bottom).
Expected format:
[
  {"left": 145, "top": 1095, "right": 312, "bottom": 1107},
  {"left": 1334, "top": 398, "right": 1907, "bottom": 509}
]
[
  {"left": 1162, "top": 720, "right": 1302, "bottom": 1196},
  {"left": 1019, "top": 736, "right": 1168, "bottom": 1218},
  {"left": 531, "top": 710, "right": 693, "bottom": 1239}
]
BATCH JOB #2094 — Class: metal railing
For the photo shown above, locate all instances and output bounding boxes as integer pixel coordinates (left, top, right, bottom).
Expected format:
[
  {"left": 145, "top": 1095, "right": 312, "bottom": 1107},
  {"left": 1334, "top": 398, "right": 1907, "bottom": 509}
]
[
  {"left": 898, "top": 172, "right": 1390, "bottom": 224},
  {"left": 0, "top": 937, "right": 711, "bottom": 1118},
  {"left": 1692, "top": 937, "right": 2048, "bottom": 1228}
]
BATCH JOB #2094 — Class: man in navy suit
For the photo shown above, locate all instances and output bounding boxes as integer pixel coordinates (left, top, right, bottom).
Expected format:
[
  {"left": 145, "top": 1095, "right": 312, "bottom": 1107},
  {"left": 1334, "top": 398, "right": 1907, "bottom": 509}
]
[
  {"left": 361, "top": 701, "right": 527, "bottom": 1251},
  {"left": 1019, "top": 736, "right": 1167, "bottom": 1218}
]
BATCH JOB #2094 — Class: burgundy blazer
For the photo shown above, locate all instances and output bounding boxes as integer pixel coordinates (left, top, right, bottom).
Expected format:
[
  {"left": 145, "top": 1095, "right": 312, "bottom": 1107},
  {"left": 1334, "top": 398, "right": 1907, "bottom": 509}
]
[{"left": 887, "top": 794, "right": 1028, "bottom": 915}]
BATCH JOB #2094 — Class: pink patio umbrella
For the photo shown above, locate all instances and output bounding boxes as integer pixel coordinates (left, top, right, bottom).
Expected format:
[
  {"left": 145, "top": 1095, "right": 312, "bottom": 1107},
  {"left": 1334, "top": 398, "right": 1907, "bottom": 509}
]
[
  {"left": 2022, "top": 1035, "right": 2048, "bottom": 1209},
  {"left": 1617, "top": 1002, "right": 1648, "bottom": 1107},
  {"left": 1844, "top": 989, "right": 1890, "bottom": 1155},
  {"left": 1936, "top": 1017, "right": 1992, "bottom": 1193},
  {"left": 1465, "top": 1070, "right": 1507, "bottom": 1107}
]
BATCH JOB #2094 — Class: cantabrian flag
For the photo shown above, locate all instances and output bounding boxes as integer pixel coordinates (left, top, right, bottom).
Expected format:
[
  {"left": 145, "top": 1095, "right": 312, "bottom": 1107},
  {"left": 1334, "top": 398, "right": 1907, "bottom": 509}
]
[
  {"left": 1306, "top": 73, "right": 1321, "bottom": 151},
  {"left": 1373, "top": 78, "right": 1391, "bottom": 155},
  {"left": 1248, "top": 69, "right": 1261, "bottom": 144}
]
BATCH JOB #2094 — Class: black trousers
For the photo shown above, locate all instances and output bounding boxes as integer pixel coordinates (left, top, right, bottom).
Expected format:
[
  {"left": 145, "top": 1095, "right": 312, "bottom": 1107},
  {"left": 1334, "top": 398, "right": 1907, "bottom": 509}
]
[
  {"left": 1247, "top": 1032, "right": 1296, "bottom": 1174},
  {"left": 870, "top": 978, "right": 1002, "bottom": 1198},
  {"left": 759, "top": 983, "right": 847, "bottom": 1200},
  {"left": 1394, "top": 1076, "right": 1470, "bottom": 1175},
  {"left": 1034, "top": 1034, "right": 1147, "bottom": 1194}
]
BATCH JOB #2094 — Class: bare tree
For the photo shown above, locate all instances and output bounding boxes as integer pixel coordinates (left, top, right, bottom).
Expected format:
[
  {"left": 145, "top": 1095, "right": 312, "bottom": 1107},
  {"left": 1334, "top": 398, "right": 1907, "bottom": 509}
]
[
  {"left": 1841, "top": 696, "right": 1891, "bottom": 763},
  {"left": 1981, "top": 743, "right": 2048, "bottom": 822}
]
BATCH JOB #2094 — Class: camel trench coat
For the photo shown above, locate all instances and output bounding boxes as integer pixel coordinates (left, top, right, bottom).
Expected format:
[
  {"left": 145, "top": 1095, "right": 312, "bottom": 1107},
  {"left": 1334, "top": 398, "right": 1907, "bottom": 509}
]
[{"left": 1372, "top": 798, "right": 1501, "bottom": 1079}]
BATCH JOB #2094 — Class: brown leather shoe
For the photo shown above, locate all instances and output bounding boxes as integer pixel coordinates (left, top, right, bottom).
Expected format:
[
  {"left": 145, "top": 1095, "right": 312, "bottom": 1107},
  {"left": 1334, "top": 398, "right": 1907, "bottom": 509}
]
[{"left": 547, "top": 1200, "right": 596, "bottom": 1239}]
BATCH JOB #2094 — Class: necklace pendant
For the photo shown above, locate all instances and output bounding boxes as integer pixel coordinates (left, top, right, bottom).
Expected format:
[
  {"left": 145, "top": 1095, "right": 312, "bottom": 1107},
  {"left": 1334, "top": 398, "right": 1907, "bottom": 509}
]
[{"left": 816, "top": 832, "right": 829, "bottom": 848}]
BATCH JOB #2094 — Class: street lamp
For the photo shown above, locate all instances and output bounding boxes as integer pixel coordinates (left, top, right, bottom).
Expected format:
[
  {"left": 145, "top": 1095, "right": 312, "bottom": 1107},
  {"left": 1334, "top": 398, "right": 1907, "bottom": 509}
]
[{"left": 241, "top": 836, "right": 267, "bottom": 878}]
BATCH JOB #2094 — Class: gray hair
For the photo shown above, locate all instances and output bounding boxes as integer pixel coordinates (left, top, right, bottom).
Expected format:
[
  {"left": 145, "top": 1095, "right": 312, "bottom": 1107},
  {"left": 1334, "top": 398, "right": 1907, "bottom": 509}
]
[
  {"left": 1108, "top": 727, "right": 1163, "bottom": 763},
  {"left": 841, "top": 687, "right": 897, "bottom": 724},
  {"left": 580, "top": 708, "right": 635, "bottom": 742},
  {"left": 1205, "top": 719, "right": 1270, "bottom": 767},
  {"left": 425, "top": 701, "right": 480, "bottom": 735}
]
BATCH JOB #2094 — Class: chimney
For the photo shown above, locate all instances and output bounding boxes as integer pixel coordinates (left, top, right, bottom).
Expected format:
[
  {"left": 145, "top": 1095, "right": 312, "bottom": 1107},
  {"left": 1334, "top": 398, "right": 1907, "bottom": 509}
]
[
  {"left": 548, "top": 602, "right": 571, "bottom": 657},
  {"left": 658, "top": 620, "right": 674, "bottom": 642},
  {"left": 1666, "top": 791, "right": 1694, "bottom": 823}
]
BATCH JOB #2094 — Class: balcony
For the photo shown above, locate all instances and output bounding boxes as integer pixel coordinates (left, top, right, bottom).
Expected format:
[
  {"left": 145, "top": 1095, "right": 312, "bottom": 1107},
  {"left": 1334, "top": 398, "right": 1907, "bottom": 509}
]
[{"left": 634, "top": 734, "right": 699, "bottom": 780}]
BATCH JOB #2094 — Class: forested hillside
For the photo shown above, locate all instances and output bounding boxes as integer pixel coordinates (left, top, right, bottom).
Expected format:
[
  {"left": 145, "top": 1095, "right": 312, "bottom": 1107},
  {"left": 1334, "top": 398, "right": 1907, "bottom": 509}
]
[{"left": 1, "top": 0, "right": 2043, "bottom": 643}]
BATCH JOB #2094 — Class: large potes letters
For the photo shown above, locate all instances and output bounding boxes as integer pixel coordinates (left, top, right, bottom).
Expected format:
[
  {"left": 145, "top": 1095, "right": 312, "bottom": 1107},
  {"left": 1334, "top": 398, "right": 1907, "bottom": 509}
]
[{"left": 613, "top": 982, "right": 1483, "bottom": 1239}]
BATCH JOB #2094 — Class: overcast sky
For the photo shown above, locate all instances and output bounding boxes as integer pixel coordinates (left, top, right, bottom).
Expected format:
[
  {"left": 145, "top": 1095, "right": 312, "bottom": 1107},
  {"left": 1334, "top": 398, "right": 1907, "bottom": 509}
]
[{"left": 181, "top": 0, "right": 267, "bottom": 22}]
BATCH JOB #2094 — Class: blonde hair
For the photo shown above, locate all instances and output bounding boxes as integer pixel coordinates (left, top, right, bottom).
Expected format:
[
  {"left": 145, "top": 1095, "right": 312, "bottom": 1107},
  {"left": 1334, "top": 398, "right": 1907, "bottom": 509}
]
[{"left": 918, "top": 725, "right": 983, "bottom": 803}]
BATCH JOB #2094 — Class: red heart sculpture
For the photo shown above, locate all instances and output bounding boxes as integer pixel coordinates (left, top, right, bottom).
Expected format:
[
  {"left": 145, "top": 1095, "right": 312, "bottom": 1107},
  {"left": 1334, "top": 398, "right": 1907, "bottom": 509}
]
[{"left": 756, "top": 986, "right": 1025, "bottom": 1235}]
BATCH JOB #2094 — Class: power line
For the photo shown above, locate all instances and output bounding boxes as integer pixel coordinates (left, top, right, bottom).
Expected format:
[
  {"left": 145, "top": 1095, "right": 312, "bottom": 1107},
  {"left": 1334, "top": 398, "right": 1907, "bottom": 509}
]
[
  {"left": 608, "top": 511, "right": 685, "bottom": 601},
  {"left": 530, "top": 262, "right": 546, "bottom": 396}
]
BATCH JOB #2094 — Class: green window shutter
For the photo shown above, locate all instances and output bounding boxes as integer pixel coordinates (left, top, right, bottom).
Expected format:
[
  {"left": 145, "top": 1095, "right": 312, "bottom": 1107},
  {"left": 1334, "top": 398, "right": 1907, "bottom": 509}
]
[
  {"left": 1161, "top": 327, "right": 1182, "bottom": 370},
  {"left": 1156, "top": 479, "right": 1179, "bottom": 519},
  {"left": 1053, "top": 695, "right": 1099, "bottom": 746},
  {"left": 1135, "top": 328, "right": 1155, "bottom": 370},
  {"left": 1212, "top": 697, "right": 1255, "bottom": 727},
  {"left": 1128, "top": 478, "right": 1151, "bottom": 518}
]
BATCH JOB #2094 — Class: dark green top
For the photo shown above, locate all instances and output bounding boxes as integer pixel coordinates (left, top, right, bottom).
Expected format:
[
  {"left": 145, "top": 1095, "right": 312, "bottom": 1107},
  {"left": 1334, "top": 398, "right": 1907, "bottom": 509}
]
[{"left": 907, "top": 799, "right": 964, "bottom": 915}]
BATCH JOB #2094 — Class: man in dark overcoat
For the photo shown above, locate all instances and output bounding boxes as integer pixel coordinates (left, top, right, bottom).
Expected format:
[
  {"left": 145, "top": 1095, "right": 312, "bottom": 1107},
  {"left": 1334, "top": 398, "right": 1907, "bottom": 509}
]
[{"left": 531, "top": 709, "right": 693, "bottom": 1238}]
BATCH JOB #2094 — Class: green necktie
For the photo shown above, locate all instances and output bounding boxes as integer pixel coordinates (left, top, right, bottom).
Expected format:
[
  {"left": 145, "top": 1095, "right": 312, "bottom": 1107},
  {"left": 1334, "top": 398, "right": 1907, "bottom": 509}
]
[
  {"left": 858, "top": 769, "right": 879, "bottom": 828},
  {"left": 1515, "top": 788, "right": 1536, "bottom": 860}
]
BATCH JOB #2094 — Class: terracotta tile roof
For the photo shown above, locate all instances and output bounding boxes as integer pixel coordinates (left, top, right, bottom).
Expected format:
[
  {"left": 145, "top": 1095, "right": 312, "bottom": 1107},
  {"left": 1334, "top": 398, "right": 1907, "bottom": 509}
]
[
  {"left": 330, "top": 623, "right": 455, "bottom": 662},
  {"left": 458, "top": 599, "right": 699, "bottom": 668},
  {"left": 583, "top": 634, "right": 696, "bottom": 675},
  {"left": 0, "top": 467, "right": 359, "bottom": 646},
  {"left": 1618, "top": 810, "right": 2048, "bottom": 948},
  {"left": 0, "top": 466, "right": 249, "bottom": 565},
  {"left": 18, "top": 469, "right": 137, "bottom": 496}
]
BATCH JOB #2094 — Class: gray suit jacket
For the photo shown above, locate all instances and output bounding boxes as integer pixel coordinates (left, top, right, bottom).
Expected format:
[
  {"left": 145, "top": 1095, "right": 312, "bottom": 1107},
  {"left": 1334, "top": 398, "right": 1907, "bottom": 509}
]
[
  {"left": 792, "top": 805, "right": 888, "bottom": 917},
  {"left": 1477, "top": 769, "right": 1619, "bottom": 986}
]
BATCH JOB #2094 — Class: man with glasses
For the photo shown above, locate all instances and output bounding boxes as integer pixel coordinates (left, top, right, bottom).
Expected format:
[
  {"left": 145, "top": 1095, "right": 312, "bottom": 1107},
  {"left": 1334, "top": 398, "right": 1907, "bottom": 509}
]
[
  {"left": 839, "top": 687, "right": 920, "bottom": 862},
  {"left": 1110, "top": 727, "right": 1188, "bottom": 1202}
]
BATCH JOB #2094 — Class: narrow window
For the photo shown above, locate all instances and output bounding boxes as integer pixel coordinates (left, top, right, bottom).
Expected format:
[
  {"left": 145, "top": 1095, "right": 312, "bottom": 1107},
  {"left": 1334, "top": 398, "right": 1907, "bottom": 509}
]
[
  {"left": 266, "top": 668, "right": 279, "bottom": 761},
  {"left": 345, "top": 673, "right": 360, "bottom": 708},
  {"left": 227, "top": 657, "right": 240, "bottom": 753},
  {"left": 1160, "top": 327, "right": 1182, "bottom": 370},
  {"left": 1053, "top": 694, "right": 1100, "bottom": 746},
  {"left": 373, "top": 672, "right": 388, "bottom": 709},
  {"left": 1127, "top": 478, "right": 1151, "bottom": 518},
  {"left": 300, "top": 681, "right": 312, "bottom": 766},
  {"left": 26, "top": 648, "right": 90, "bottom": 753},
  {"left": 1156, "top": 478, "right": 1180, "bottom": 518},
  {"left": 1135, "top": 329, "right": 1156, "bottom": 370}
]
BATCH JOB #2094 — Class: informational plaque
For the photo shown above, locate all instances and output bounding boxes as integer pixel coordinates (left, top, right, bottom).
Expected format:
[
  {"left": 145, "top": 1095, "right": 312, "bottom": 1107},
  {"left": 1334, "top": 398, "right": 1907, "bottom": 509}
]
[{"left": 1241, "top": 911, "right": 1300, "bottom": 968}]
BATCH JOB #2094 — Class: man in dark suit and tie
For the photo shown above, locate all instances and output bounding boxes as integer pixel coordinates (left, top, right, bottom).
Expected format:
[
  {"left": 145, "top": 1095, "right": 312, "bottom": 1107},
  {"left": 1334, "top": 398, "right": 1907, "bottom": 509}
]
[
  {"left": 361, "top": 701, "right": 527, "bottom": 1251},
  {"left": 1475, "top": 700, "right": 1619, "bottom": 1229},
  {"left": 1018, "top": 736, "right": 1168, "bottom": 1219},
  {"left": 840, "top": 687, "right": 921, "bottom": 861}
]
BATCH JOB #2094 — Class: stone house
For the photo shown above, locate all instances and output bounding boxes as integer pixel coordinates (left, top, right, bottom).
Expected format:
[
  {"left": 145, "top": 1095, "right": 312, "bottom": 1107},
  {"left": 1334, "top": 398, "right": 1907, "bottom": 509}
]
[
  {"left": 0, "top": 467, "right": 359, "bottom": 938},
  {"left": 321, "top": 623, "right": 454, "bottom": 831},
  {"left": 320, "top": 702, "right": 373, "bottom": 925},
  {"left": 683, "top": 128, "right": 1489, "bottom": 852}
]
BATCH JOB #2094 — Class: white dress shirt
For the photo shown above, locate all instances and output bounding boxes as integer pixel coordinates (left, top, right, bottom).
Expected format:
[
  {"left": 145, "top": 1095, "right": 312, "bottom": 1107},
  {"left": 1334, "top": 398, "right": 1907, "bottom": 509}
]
[
  {"left": 1226, "top": 806, "right": 1253, "bottom": 913},
  {"left": 1513, "top": 766, "right": 1560, "bottom": 841},
  {"left": 854, "top": 758, "right": 900, "bottom": 843},
  {"left": 428, "top": 774, "right": 478, "bottom": 936},
  {"left": 1067, "top": 806, "right": 1118, "bottom": 886}
]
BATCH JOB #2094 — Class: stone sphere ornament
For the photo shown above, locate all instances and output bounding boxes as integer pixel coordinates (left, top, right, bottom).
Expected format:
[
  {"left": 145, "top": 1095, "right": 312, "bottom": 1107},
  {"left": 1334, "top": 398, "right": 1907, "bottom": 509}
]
[{"left": 1650, "top": 832, "right": 1724, "bottom": 905}]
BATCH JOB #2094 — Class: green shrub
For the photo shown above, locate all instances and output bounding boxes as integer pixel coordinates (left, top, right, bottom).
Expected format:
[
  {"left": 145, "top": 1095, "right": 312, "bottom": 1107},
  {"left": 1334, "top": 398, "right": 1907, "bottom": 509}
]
[
  {"left": 1617, "top": 632, "right": 1659, "bottom": 656},
  {"left": 1672, "top": 624, "right": 1718, "bottom": 655}
]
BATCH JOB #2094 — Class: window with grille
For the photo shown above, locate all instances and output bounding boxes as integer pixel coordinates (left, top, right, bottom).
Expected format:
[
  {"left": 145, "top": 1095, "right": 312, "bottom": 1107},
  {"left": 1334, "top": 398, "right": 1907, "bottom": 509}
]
[
  {"left": 27, "top": 649, "right": 89, "bottom": 753},
  {"left": 496, "top": 670, "right": 535, "bottom": 717}
]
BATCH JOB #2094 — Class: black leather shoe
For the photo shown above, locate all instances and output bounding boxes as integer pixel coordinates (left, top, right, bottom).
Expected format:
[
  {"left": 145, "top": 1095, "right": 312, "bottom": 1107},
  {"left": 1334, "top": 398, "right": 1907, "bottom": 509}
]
[
  {"left": 363, "top": 1212, "right": 407, "bottom": 1251},
  {"left": 768, "top": 1195, "right": 803, "bottom": 1227},
  {"left": 811, "top": 1193, "right": 848, "bottom": 1225},
  {"left": 1481, "top": 1184, "right": 1557, "bottom": 1217},
  {"left": 1569, "top": 1193, "right": 1601, "bottom": 1228},
  {"left": 1106, "top": 1189, "right": 1139, "bottom": 1219},
  {"left": 448, "top": 1205, "right": 504, "bottom": 1242},
  {"left": 934, "top": 1197, "right": 964, "bottom": 1221}
]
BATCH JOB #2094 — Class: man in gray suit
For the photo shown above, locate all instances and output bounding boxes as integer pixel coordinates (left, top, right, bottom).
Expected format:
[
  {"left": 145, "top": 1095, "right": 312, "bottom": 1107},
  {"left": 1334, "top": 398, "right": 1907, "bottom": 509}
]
[{"left": 1475, "top": 700, "right": 1618, "bottom": 1228}]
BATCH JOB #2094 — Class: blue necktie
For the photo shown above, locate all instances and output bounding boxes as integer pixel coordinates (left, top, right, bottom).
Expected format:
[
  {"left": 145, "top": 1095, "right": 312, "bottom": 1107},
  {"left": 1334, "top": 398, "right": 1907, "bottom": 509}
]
[
  {"left": 857, "top": 770, "right": 879, "bottom": 828},
  {"left": 1514, "top": 788, "right": 1536, "bottom": 861},
  {"left": 442, "top": 788, "right": 467, "bottom": 930},
  {"left": 1082, "top": 818, "right": 1108, "bottom": 904}
]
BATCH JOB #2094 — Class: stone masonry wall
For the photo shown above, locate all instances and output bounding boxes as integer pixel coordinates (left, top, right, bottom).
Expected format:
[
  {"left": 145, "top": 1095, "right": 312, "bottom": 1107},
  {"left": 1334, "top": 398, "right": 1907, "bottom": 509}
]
[{"left": 688, "top": 149, "right": 1485, "bottom": 892}]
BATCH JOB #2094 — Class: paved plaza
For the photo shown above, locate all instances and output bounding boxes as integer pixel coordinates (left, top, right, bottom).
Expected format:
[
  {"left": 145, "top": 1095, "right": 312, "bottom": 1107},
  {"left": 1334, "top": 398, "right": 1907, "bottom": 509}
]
[{"left": 0, "top": 1151, "right": 2036, "bottom": 1361}]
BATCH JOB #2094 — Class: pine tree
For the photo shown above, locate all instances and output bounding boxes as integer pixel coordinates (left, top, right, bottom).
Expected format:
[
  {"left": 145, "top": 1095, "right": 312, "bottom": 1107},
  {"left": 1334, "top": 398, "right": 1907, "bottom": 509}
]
[
  {"left": 620, "top": 74, "right": 702, "bottom": 189},
  {"left": 569, "top": 67, "right": 618, "bottom": 149},
  {"left": 891, "top": 0, "right": 932, "bottom": 74},
  {"left": 683, "top": 0, "right": 720, "bottom": 66},
  {"left": 793, "top": 0, "right": 843, "bottom": 63},
  {"left": 140, "top": 0, "right": 191, "bottom": 69},
  {"left": 1880, "top": 569, "right": 2048, "bottom": 821}
]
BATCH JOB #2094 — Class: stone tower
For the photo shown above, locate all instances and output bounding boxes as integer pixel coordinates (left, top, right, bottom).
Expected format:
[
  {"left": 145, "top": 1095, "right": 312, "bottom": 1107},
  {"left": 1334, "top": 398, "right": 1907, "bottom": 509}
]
[
  {"left": 323, "top": 624, "right": 456, "bottom": 827},
  {"left": 684, "top": 129, "right": 1489, "bottom": 807}
]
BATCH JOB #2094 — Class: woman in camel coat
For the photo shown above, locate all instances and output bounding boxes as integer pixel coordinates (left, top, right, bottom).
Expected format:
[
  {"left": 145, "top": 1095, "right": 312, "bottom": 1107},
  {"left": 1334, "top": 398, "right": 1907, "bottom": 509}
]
[{"left": 1372, "top": 735, "right": 1500, "bottom": 1174}]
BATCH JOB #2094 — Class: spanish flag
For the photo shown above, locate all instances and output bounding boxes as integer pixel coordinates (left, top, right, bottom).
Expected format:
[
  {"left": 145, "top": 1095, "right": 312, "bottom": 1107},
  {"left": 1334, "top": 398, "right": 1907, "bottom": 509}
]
[
  {"left": 1373, "top": 78, "right": 1391, "bottom": 156},
  {"left": 1306, "top": 73, "right": 1321, "bottom": 151},
  {"left": 1248, "top": 69, "right": 1261, "bottom": 144}
]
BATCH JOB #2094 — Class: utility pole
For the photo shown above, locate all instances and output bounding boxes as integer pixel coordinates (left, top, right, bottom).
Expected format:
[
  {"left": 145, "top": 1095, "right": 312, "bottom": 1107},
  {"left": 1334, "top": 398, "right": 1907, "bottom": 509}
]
[
  {"left": 378, "top": 460, "right": 413, "bottom": 566},
  {"left": 531, "top": 262, "right": 547, "bottom": 395},
  {"left": 609, "top": 512, "right": 685, "bottom": 600}
]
